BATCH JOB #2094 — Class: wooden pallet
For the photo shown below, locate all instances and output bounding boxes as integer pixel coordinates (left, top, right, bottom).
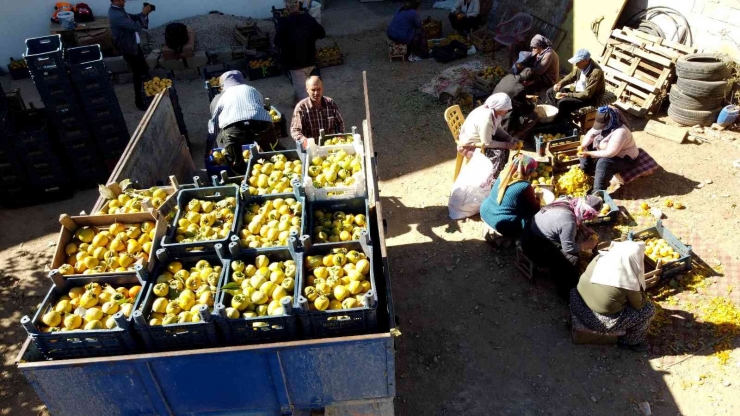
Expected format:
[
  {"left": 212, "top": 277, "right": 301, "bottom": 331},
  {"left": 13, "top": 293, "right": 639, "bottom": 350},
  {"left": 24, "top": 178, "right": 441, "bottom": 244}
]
[{"left": 597, "top": 27, "right": 696, "bottom": 117}]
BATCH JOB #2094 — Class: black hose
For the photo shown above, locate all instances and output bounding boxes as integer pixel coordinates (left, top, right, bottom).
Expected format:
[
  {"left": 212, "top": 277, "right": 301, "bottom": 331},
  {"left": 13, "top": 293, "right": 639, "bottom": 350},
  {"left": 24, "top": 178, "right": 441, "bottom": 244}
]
[{"left": 624, "top": 6, "right": 694, "bottom": 47}]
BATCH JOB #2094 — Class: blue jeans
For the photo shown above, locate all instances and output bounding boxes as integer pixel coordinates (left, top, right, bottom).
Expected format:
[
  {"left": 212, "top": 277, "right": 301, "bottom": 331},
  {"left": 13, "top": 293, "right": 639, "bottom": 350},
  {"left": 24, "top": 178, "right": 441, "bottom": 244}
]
[{"left": 580, "top": 154, "right": 635, "bottom": 191}]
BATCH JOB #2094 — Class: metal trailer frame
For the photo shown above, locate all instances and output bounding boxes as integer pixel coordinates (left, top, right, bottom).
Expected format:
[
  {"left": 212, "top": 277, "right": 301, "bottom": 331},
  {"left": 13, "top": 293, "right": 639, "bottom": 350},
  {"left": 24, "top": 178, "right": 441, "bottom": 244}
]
[{"left": 16, "top": 72, "right": 398, "bottom": 416}]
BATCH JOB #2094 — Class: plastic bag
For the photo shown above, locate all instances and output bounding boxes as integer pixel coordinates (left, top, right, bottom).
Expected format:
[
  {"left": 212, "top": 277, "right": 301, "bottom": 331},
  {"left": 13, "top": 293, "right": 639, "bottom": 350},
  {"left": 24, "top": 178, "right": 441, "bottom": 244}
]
[{"left": 448, "top": 151, "right": 495, "bottom": 219}]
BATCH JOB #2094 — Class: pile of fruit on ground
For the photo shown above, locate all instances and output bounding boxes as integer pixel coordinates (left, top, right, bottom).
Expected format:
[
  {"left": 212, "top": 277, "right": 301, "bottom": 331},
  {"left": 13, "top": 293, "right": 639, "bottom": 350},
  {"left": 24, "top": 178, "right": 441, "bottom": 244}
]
[
  {"left": 477, "top": 66, "right": 506, "bottom": 82},
  {"left": 317, "top": 45, "right": 341, "bottom": 59}
]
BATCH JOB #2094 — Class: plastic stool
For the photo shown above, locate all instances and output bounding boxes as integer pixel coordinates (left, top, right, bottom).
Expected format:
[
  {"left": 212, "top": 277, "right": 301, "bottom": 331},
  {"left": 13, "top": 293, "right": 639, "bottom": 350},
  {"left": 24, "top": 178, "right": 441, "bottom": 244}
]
[{"left": 387, "top": 40, "right": 407, "bottom": 62}]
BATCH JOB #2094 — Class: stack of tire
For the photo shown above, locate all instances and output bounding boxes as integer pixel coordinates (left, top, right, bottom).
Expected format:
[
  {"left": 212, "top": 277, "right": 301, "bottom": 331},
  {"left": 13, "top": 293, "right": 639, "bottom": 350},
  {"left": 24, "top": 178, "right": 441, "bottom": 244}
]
[{"left": 668, "top": 53, "right": 731, "bottom": 126}]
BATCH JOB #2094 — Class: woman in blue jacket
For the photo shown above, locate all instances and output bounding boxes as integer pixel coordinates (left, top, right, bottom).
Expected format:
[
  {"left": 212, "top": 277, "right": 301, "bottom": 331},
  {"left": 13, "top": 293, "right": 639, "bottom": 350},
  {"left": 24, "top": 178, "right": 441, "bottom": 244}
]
[{"left": 387, "top": 1, "right": 427, "bottom": 61}]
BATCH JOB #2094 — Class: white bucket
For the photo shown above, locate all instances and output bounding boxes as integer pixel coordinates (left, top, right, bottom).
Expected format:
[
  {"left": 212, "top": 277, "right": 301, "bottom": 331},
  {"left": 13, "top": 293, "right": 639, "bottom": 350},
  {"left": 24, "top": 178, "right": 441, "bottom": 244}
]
[
  {"left": 309, "top": 1, "right": 322, "bottom": 24},
  {"left": 57, "top": 11, "right": 76, "bottom": 30}
]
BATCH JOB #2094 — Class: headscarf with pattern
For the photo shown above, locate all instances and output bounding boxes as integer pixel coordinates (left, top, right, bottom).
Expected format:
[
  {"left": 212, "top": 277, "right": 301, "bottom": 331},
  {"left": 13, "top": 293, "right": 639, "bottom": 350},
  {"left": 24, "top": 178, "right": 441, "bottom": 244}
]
[
  {"left": 597, "top": 105, "right": 623, "bottom": 136},
  {"left": 496, "top": 154, "right": 538, "bottom": 203},
  {"left": 548, "top": 194, "right": 603, "bottom": 225}
]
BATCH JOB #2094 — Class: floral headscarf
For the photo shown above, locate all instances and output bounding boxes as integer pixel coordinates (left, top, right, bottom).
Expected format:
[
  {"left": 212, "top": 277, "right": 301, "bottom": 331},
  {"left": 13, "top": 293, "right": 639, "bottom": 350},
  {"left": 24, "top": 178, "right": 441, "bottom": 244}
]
[
  {"left": 597, "top": 106, "right": 622, "bottom": 136},
  {"left": 549, "top": 194, "right": 603, "bottom": 225},
  {"left": 497, "top": 154, "right": 538, "bottom": 203}
]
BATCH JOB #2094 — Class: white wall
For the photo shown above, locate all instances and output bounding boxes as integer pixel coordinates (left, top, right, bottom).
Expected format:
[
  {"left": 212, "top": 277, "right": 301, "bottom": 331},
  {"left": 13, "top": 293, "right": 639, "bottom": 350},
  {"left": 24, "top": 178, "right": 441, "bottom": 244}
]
[
  {"left": 0, "top": 0, "right": 284, "bottom": 71},
  {"left": 620, "top": 0, "right": 740, "bottom": 61}
]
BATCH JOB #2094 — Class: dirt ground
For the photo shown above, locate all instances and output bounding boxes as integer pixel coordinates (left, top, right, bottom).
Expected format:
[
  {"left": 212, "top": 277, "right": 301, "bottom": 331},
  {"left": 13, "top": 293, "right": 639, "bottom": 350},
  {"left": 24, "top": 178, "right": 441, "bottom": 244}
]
[{"left": 2, "top": 1, "right": 740, "bottom": 415}]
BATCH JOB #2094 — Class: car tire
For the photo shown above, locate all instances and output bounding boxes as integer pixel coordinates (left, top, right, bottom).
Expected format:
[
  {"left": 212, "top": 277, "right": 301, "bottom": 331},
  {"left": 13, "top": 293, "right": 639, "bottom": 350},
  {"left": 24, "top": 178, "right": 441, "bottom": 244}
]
[
  {"left": 667, "top": 104, "right": 721, "bottom": 126},
  {"left": 676, "top": 53, "right": 732, "bottom": 82}
]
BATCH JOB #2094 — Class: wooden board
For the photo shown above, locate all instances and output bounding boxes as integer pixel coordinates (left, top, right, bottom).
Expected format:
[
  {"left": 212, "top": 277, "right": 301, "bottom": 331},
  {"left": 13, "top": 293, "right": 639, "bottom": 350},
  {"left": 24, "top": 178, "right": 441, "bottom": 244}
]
[
  {"left": 555, "top": 0, "right": 627, "bottom": 72},
  {"left": 644, "top": 120, "right": 687, "bottom": 144}
]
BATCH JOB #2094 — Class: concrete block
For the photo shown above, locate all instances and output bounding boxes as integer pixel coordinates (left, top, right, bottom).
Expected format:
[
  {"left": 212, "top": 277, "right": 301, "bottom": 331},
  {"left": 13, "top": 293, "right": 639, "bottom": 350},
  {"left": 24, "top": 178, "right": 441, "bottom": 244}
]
[
  {"left": 172, "top": 68, "right": 200, "bottom": 80},
  {"left": 159, "top": 58, "right": 187, "bottom": 71},
  {"left": 145, "top": 52, "right": 160, "bottom": 69},
  {"left": 104, "top": 56, "right": 129, "bottom": 74},
  {"left": 186, "top": 51, "right": 208, "bottom": 69}
]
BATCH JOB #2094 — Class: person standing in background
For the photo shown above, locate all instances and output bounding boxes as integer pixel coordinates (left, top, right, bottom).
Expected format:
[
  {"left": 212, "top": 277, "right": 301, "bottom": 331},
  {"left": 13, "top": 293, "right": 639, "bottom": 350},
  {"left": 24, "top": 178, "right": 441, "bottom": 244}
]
[
  {"left": 290, "top": 76, "right": 345, "bottom": 148},
  {"left": 109, "top": 0, "right": 154, "bottom": 111},
  {"left": 275, "top": 0, "right": 326, "bottom": 105}
]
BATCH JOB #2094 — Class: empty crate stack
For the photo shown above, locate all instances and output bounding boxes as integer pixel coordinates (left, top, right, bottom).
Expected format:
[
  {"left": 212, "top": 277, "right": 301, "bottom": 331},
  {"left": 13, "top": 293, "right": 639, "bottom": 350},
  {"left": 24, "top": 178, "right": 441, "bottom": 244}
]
[{"left": 66, "top": 45, "right": 129, "bottom": 174}]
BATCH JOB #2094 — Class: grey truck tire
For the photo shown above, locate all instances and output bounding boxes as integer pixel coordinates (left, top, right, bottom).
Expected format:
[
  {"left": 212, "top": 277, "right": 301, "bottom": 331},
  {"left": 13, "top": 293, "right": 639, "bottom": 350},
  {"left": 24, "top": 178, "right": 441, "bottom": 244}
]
[
  {"left": 676, "top": 77, "right": 728, "bottom": 99},
  {"left": 667, "top": 104, "right": 721, "bottom": 126},
  {"left": 669, "top": 86, "right": 724, "bottom": 111},
  {"left": 676, "top": 53, "right": 732, "bottom": 82}
]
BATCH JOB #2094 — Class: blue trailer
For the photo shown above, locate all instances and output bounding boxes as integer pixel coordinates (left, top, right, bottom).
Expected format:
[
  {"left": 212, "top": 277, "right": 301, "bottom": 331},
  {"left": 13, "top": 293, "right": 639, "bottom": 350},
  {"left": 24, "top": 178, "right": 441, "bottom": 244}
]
[{"left": 17, "top": 73, "right": 399, "bottom": 415}]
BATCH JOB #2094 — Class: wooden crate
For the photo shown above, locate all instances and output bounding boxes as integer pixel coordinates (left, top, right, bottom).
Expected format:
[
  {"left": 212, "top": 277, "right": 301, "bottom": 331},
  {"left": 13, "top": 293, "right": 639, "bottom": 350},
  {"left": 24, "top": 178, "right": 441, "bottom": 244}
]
[
  {"left": 470, "top": 29, "right": 495, "bottom": 53},
  {"left": 597, "top": 27, "right": 696, "bottom": 117},
  {"left": 95, "top": 183, "right": 178, "bottom": 218},
  {"left": 422, "top": 18, "right": 442, "bottom": 40},
  {"left": 317, "top": 44, "right": 344, "bottom": 68},
  {"left": 50, "top": 212, "right": 166, "bottom": 279}
]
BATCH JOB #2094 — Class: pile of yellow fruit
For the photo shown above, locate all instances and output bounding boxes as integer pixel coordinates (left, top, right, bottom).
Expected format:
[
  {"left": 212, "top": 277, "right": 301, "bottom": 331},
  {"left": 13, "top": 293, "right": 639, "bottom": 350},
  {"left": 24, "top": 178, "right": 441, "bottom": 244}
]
[
  {"left": 59, "top": 221, "right": 156, "bottom": 276},
  {"left": 148, "top": 260, "right": 220, "bottom": 326},
  {"left": 529, "top": 164, "right": 554, "bottom": 187},
  {"left": 323, "top": 135, "right": 353, "bottom": 146},
  {"left": 238, "top": 198, "right": 303, "bottom": 249},
  {"left": 307, "top": 150, "right": 362, "bottom": 189},
  {"left": 317, "top": 45, "right": 341, "bottom": 59},
  {"left": 222, "top": 255, "right": 296, "bottom": 320},
  {"left": 643, "top": 237, "right": 681, "bottom": 264},
  {"left": 269, "top": 108, "right": 281, "bottom": 122},
  {"left": 208, "top": 77, "right": 220, "bottom": 88},
  {"left": 210, "top": 148, "right": 251, "bottom": 166},
  {"left": 245, "top": 154, "right": 303, "bottom": 195},
  {"left": 144, "top": 77, "right": 172, "bottom": 97},
  {"left": 437, "top": 34, "right": 468, "bottom": 47},
  {"left": 555, "top": 166, "right": 592, "bottom": 197},
  {"left": 39, "top": 282, "right": 141, "bottom": 332},
  {"left": 304, "top": 249, "right": 373, "bottom": 311},
  {"left": 599, "top": 204, "right": 611, "bottom": 216},
  {"left": 249, "top": 58, "right": 274, "bottom": 69},
  {"left": 9, "top": 58, "right": 27, "bottom": 70},
  {"left": 98, "top": 187, "right": 170, "bottom": 215},
  {"left": 312, "top": 209, "right": 367, "bottom": 243},
  {"left": 173, "top": 197, "right": 237, "bottom": 244},
  {"left": 478, "top": 66, "right": 506, "bottom": 81}
]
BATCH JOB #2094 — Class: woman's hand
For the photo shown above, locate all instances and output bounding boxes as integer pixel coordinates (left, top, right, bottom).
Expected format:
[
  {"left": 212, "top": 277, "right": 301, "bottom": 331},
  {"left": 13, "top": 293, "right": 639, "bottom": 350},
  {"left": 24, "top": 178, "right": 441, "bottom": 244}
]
[{"left": 579, "top": 150, "right": 591, "bottom": 158}]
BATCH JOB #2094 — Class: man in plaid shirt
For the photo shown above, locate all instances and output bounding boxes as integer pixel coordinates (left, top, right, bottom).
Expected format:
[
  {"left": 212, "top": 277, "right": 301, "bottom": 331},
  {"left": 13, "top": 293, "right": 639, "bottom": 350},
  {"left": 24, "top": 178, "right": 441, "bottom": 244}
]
[{"left": 290, "top": 76, "right": 345, "bottom": 147}]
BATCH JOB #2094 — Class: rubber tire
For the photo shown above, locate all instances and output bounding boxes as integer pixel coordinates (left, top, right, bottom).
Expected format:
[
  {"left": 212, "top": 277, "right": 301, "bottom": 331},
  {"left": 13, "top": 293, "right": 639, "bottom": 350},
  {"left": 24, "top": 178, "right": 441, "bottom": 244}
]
[
  {"left": 669, "top": 86, "right": 723, "bottom": 111},
  {"left": 676, "top": 53, "right": 732, "bottom": 82},
  {"left": 667, "top": 104, "right": 721, "bottom": 126},
  {"left": 676, "top": 77, "right": 728, "bottom": 99}
]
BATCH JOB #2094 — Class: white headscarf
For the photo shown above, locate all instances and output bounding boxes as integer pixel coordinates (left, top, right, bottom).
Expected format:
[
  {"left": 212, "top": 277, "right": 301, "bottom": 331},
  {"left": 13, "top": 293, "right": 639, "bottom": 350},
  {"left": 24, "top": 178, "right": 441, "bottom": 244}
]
[
  {"left": 590, "top": 241, "right": 647, "bottom": 291},
  {"left": 483, "top": 93, "right": 512, "bottom": 130}
]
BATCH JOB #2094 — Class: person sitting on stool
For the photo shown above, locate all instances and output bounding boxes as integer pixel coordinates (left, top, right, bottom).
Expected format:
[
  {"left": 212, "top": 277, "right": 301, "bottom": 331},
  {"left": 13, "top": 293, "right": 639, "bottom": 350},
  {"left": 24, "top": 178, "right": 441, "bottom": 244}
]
[
  {"left": 208, "top": 71, "right": 274, "bottom": 174},
  {"left": 546, "top": 49, "right": 605, "bottom": 124},
  {"left": 449, "top": 0, "right": 480, "bottom": 36}
]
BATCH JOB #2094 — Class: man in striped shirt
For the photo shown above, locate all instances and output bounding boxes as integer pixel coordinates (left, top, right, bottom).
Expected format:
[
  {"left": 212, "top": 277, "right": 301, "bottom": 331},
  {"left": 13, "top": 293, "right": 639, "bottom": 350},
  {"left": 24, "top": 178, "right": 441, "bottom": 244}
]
[
  {"left": 209, "top": 71, "right": 274, "bottom": 173},
  {"left": 290, "top": 76, "right": 345, "bottom": 148}
]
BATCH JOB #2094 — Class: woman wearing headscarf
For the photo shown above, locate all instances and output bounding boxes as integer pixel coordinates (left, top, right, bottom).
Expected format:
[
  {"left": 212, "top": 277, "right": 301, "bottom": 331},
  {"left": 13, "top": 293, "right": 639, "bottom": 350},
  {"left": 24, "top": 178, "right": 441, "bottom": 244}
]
[
  {"left": 387, "top": 1, "right": 427, "bottom": 62},
  {"left": 457, "top": 93, "right": 522, "bottom": 179},
  {"left": 480, "top": 154, "right": 541, "bottom": 241},
  {"left": 523, "top": 194, "right": 603, "bottom": 298},
  {"left": 571, "top": 241, "right": 656, "bottom": 351},
  {"left": 579, "top": 105, "right": 638, "bottom": 191},
  {"left": 527, "top": 35, "right": 560, "bottom": 91}
]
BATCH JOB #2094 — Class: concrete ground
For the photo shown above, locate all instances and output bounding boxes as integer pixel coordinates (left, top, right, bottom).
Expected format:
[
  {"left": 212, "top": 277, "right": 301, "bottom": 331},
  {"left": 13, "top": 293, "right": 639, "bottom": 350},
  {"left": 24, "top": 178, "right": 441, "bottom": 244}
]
[{"left": 2, "top": 1, "right": 740, "bottom": 415}]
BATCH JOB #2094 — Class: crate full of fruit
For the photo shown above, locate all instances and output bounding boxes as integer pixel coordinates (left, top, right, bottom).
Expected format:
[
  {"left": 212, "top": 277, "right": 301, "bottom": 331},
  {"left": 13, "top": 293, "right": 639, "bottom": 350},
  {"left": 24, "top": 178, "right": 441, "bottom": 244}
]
[
  {"left": 205, "top": 144, "right": 254, "bottom": 179},
  {"left": 241, "top": 148, "right": 304, "bottom": 198},
  {"left": 475, "top": 66, "right": 506, "bottom": 92},
  {"left": 303, "top": 137, "right": 367, "bottom": 202},
  {"left": 8, "top": 57, "right": 30, "bottom": 80},
  {"left": 132, "top": 253, "right": 223, "bottom": 351},
  {"left": 316, "top": 43, "right": 344, "bottom": 68},
  {"left": 160, "top": 185, "right": 241, "bottom": 255},
  {"left": 628, "top": 220, "right": 693, "bottom": 279},
  {"left": 52, "top": 212, "right": 165, "bottom": 279},
  {"left": 304, "top": 126, "right": 362, "bottom": 150},
  {"left": 20, "top": 266, "right": 147, "bottom": 359},
  {"left": 214, "top": 247, "right": 300, "bottom": 345},
  {"left": 247, "top": 56, "right": 281, "bottom": 81},
  {"left": 470, "top": 29, "right": 495, "bottom": 53},
  {"left": 233, "top": 192, "right": 305, "bottom": 251},
  {"left": 584, "top": 190, "right": 619, "bottom": 225},
  {"left": 422, "top": 17, "right": 442, "bottom": 39},
  {"left": 95, "top": 179, "right": 177, "bottom": 218},
  {"left": 306, "top": 197, "right": 370, "bottom": 247},
  {"left": 294, "top": 238, "right": 378, "bottom": 338},
  {"left": 545, "top": 132, "right": 582, "bottom": 171}
]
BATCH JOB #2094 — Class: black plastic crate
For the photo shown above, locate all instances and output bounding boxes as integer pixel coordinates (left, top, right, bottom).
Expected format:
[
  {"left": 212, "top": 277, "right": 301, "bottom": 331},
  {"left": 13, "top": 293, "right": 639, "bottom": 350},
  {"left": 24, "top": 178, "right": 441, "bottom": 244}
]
[
  {"left": 96, "top": 131, "right": 130, "bottom": 159},
  {"left": 241, "top": 148, "right": 305, "bottom": 199},
  {"left": 294, "top": 236, "right": 379, "bottom": 338},
  {"left": 30, "top": 69, "right": 70, "bottom": 87},
  {"left": 132, "top": 251, "right": 222, "bottom": 352},
  {"left": 214, "top": 244, "right": 300, "bottom": 345},
  {"left": 84, "top": 100, "right": 123, "bottom": 122},
  {"left": 6, "top": 109, "right": 53, "bottom": 150},
  {"left": 39, "top": 92, "right": 82, "bottom": 118},
  {"left": 20, "top": 266, "right": 147, "bottom": 360},
  {"left": 247, "top": 57, "right": 281, "bottom": 81},
  {"left": 36, "top": 81, "right": 76, "bottom": 102},
  {"left": 73, "top": 74, "right": 113, "bottom": 93},
  {"left": 78, "top": 87, "right": 119, "bottom": 109},
  {"left": 24, "top": 35, "right": 65, "bottom": 75},
  {"left": 0, "top": 182, "right": 74, "bottom": 208},
  {"left": 0, "top": 168, "right": 25, "bottom": 189},
  {"left": 89, "top": 116, "right": 129, "bottom": 138},
  {"left": 160, "top": 185, "right": 242, "bottom": 255},
  {"left": 66, "top": 45, "right": 107, "bottom": 82},
  {"left": 306, "top": 197, "right": 371, "bottom": 248},
  {"left": 232, "top": 190, "right": 306, "bottom": 252},
  {"left": 26, "top": 161, "right": 69, "bottom": 188},
  {"left": 57, "top": 123, "right": 92, "bottom": 144},
  {"left": 48, "top": 108, "right": 86, "bottom": 129}
]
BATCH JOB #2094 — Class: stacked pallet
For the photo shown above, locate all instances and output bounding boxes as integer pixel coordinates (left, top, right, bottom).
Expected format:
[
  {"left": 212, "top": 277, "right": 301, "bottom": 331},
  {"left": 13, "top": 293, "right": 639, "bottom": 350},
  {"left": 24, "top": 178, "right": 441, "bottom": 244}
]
[{"left": 597, "top": 27, "right": 696, "bottom": 117}]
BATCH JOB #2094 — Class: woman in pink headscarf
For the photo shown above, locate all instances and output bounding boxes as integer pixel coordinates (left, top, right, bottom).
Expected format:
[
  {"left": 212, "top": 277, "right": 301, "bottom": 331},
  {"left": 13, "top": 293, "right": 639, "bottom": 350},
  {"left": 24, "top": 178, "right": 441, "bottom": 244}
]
[
  {"left": 457, "top": 93, "right": 523, "bottom": 179},
  {"left": 522, "top": 194, "right": 603, "bottom": 299}
]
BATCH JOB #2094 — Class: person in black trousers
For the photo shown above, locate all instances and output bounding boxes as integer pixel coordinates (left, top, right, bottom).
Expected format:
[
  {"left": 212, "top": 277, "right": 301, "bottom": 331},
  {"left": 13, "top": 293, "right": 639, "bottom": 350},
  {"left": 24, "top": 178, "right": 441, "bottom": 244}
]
[{"left": 109, "top": 0, "right": 154, "bottom": 111}]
